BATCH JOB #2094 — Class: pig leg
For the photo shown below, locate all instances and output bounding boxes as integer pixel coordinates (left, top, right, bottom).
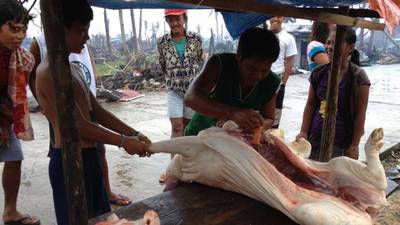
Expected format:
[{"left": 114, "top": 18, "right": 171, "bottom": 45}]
[
  {"left": 149, "top": 136, "right": 202, "bottom": 156},
  {"left": 363, "top": 128, "right": 386, "bottom": 190}
]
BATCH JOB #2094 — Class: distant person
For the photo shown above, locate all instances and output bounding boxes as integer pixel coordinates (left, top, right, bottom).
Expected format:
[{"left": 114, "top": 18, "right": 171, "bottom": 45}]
[
  {"left": 296, "top": 28, "right": 370, "bottom": 160},
  {"left": 30, "top": 33, "right": 132, "bottom": 207},
  {"left": 306, "top": 21, "right": 331, "bottom": 72},
  {"left": 34, "top": 0, "right": 151, "bottom": 224},
  {"left": 0, "top": 0, "right": 40, "bottom": 224},
  {"left": 184, "top": 27, "right": 280, "bottom": 136},
  {"left": 268, "top": 16, "right": 297, "bottom": 128},
  {"left": 157, "top": 9, "right": 203, "bottom": 183}
]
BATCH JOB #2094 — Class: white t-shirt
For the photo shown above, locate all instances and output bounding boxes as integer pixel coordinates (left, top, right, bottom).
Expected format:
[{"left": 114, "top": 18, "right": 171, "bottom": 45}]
[
  {"left": 36, "top": 33, "right": 97, "bottom": 96},
  {"left": 271, "top": 29, "right": 297, "bottom": 74}
]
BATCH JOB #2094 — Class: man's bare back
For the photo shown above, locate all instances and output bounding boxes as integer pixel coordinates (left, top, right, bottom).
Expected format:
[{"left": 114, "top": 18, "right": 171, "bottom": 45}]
[{"left": 35, "top": 57, "right": 96, "bottom": 148}]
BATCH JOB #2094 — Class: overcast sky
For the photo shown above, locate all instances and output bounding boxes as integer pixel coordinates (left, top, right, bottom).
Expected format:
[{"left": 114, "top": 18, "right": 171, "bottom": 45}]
[{"left": 26, "top": 1, "right": 228, "bottom": 39}]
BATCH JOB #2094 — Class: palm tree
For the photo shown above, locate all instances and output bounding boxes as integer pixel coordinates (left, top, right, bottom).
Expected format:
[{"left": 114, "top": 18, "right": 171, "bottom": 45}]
[
  {"left": 118, "top": 9, "right": 129, "bottom": 56},
  {"left": 103, "top": 8, "right": 112, "bottom": 57},
  {"left": 138, "top": 9, "right": 143, "bottom": 49},
  {"left": 130, "top": 9, "right": 139, "bottom": 54}
]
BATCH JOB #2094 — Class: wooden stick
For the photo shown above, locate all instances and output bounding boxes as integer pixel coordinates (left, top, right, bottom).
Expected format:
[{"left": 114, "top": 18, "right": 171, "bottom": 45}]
[
  {"left": 41, "top": 0, "right": 88, "bottom": 224},
  {"left": 319, "top": 25, "right": 347, "bottom": 162},
  {"left": 168, "top": 0, "right": 385, "bottom": 31}
]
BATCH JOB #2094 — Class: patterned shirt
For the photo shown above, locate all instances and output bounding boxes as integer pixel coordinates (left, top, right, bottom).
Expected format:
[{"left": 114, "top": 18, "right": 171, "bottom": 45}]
[{"left": 157, "top": 30, "right": 203, "bottom": 93}]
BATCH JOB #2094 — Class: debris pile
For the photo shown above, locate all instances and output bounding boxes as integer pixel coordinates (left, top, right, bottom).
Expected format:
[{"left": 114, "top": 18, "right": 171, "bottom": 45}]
[{"left": 96, "top": 54, "right": 164, "bottom": 101}]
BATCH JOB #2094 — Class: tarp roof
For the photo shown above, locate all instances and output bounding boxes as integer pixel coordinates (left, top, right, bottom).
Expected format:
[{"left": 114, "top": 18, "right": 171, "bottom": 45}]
[{"left": 88, "top": 0, "right": 399, "bottom": 38}]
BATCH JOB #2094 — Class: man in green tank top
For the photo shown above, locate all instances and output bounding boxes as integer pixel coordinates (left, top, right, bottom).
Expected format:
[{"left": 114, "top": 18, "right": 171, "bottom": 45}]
[{"left": 184, "top": 28, "right": 281, "bottom": 136}]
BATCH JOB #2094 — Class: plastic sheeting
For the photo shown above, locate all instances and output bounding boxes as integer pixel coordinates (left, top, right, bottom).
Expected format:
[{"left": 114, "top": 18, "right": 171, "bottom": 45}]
[{"left": 88, "top": 0, "right": 396, "bottom": 38}]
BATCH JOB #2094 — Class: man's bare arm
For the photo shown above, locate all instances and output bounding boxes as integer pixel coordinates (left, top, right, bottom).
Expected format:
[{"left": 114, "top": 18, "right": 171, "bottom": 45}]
[
  {"left": 261, "top": 94, "right": 276, "bottom": 130},
  {"left": 184, "top": 55, "right": 263, "bottom": 131},
  {"left": 184, "top": 55, "right": 237, "bottom": 120},
  {"left": 28, "top": 38, "right": 41, "bottom": 99},
  {"left": 90, "top": 93, "right": 138, "bottom": 136},
  {"left": 282, "top": 55, "right": 295, "bottom": 84}
]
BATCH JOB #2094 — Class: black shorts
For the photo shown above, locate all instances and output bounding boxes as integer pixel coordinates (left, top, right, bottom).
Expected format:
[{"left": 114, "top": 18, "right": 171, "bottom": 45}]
[{"left": 48, "top": 147, "right": 110, "bottom": 225}]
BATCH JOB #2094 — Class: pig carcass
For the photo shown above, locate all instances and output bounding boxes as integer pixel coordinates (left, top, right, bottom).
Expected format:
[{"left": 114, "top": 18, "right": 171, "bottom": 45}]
[{"left": 149, "top": 122, "right": 387, "bottom": 225}]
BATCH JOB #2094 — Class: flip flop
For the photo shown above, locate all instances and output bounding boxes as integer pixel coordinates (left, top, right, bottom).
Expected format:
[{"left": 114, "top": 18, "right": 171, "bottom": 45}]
[
  {"left": 109, "top": 194, "right": 132, "bottom": 206},
  {"left": 4, "top": 214, "right": 40, "bottom": 225}
]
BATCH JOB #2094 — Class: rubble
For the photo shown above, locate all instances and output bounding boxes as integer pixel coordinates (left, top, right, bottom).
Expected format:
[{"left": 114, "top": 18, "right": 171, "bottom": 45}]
[{"left": 96, "top": 53, "right": 164, "bottom": 101}]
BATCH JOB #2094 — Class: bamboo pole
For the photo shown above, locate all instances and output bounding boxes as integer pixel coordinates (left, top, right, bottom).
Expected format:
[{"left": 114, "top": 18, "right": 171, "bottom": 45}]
[
  {"left": 319, "top": 25, "right": 347, "bottom": 162},
  {"left": 40, "top": 0, "right": 88, "bottom": 224}
]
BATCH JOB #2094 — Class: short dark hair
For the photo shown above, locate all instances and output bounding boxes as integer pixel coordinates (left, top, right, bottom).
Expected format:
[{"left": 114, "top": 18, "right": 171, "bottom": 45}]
[
  {"left": 237, "top": 27, "right": 280, "bottom": 62},
  {"left": 345, "top": 27, "right": 357, "bottom": 45},
  {"left": 330, "top": 27, "right": 357, "bottom": 45},
  {"left": 310, "top": 21, "right": 330, "bottom": 43},
  {"left": 345, "top": 28, "right": 359, "bottom": 65},
  {"left": 62, "top": 0, "right": 93, "bottom": 28},
  {"left": 0, "top": 0, "right": 31, "bottom": 26}
]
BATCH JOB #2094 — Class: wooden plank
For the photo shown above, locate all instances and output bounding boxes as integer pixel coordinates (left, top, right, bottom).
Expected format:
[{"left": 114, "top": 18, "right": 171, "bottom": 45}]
[
  {"left": 319, "top": 25, "right": 347, "bottom": 162},
  {"left": 40, "top": 0, "right": 88, "bottom": 224},
  {"left": 168, "top": 0, "right": 385, "bottom": 30},
  {"left": 319, "top": 8, "right": 381, "bottom": 18},
  {"left": 89, "top": 183, "right": 298, "bottom": 225},
  {"left": 214, "top": 7, "right": 381, "bottom": 18}
]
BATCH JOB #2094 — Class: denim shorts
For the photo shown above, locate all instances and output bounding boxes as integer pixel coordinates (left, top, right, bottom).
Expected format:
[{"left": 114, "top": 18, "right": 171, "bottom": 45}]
[
  {"left": 0, "top": 131, "right": 24, "bottom": 162},
  {"left": 167, "top": 90, "right": 194, "bottom": 119}
]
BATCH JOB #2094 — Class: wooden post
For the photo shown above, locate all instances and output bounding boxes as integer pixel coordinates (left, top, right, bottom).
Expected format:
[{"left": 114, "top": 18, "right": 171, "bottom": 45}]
[
  {"left": 319, "top": 25, "right": 347, "bottom": 162},
  {"left": 40, "top": 0, "right": 88, "bottom": 224},
  {"left": 359, "top": 27, "right": 364, "bottom": 49}
]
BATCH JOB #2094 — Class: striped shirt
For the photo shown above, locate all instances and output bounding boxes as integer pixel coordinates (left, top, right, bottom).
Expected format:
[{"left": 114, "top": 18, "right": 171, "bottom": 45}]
[{"left": 306, "top": 41, "right": 326, "bottom": 72}]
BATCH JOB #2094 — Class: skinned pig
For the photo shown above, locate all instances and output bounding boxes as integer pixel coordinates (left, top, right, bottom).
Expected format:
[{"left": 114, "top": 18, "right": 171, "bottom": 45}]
[{"left": 150, "top": 122, "right": 387, "bottom": 225}]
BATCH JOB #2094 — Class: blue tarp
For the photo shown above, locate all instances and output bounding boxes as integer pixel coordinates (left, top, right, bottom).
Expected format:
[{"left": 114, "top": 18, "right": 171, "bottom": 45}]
[{"left": 88, "top": 0, "right": 365, "bottom": 38}]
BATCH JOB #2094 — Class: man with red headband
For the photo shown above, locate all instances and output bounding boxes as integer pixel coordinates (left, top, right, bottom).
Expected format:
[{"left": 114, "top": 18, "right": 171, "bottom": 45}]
[{"left": 157, "top": 9, "right": 203, "bottom": 182}]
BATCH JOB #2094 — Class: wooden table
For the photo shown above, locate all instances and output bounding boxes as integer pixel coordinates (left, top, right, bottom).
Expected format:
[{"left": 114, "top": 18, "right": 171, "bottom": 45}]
[{"left": 89, "top": 183, "right": 298, "bottom": 225}]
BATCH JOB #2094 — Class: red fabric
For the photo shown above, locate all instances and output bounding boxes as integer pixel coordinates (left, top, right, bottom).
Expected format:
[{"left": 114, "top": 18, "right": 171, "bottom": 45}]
[
  {"left": 369, "top": 0, "right": 400, "bottom": 33},
  {"left": 0, "top": 52, "right": 11, "bottom": 89},
  {"left": 0, "top": 48, "right": 35, "bottom": 148},
  {"left": 164, "top": 9, "right": 187, "bottom": 16}
]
